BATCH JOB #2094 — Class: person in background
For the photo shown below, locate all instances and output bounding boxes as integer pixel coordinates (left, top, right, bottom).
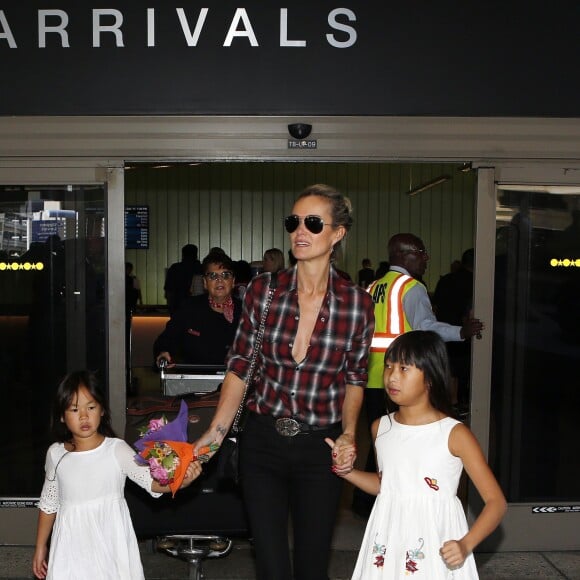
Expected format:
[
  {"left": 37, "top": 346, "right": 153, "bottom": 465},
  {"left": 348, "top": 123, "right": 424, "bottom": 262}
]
[
  {"left": 432, "top": 248, "right": 476, "bottom": 411},
  {"left": 32, "top": 371, "right": 200, "bottom": 580},
  {"left": 125, "top": 261, "right": 141, "bottom": 393},
  {"left": 262, "top": 247, "right": 285, "bottom": 273},
  {"left": 330, "top": 331, "right": 506, "bottom": 578},
  {"left": 352, "top": 234, "right": 483, "bottom": 518},
  {"left": 375, "top": 260, "right": 390, "bottom": 279},
  {"left": 154, "top": 251, "right": 242, "bottom": 367},
  {"left": 358, "top": 258, "right": 375, "bottom": 288},
  {"left": 164, "top": 244, "right": 202, "bottom": 315},
  {"left": 125, "top": 262, "right": 142, "bottom": 308},
  {"left": 194, "top": 184, "right": 375, "bottom": 580},
  {"left": 233, "top": 259, "right": 253, "bottom": 301}
]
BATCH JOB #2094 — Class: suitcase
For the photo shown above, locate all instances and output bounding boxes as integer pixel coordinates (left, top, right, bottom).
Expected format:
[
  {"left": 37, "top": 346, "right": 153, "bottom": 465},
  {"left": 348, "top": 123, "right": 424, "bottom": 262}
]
[
  {"left": 124, "top": 393, "right": 250, "bottom": 578},
  {"left": 159, "top": 361, "right": 226, "bottom": 396}
]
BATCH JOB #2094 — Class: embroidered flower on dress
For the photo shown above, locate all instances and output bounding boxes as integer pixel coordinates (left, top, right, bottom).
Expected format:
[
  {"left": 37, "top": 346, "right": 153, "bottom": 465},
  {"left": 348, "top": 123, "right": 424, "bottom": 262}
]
[
  {"left": 372, "top": 533, "right": 386, "bottom": 568},
  {"left": 404, "top": 538, "right": 425, "bottom": 575},
  {"left": 424, "top": 476, "right": 439, "bottom": 491}
]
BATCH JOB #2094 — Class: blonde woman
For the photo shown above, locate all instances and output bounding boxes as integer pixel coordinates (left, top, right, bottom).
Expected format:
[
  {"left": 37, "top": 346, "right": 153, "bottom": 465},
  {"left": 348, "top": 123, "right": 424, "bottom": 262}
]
[{"left": 195, "top": 184, "right": 375, "bottom": 580}]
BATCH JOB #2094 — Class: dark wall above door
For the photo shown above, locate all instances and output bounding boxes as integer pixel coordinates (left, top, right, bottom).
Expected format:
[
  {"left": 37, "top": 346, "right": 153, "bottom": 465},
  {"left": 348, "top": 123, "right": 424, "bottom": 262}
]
[{"left": 1, "top": 1, "right": 579, "bottom": 116}]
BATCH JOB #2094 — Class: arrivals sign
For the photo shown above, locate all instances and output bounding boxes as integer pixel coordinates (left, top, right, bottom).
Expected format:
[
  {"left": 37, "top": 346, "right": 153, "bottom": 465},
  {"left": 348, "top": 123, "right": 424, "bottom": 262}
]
[{"left": 0, "top": 1, "right": 578, "bottom": 116}]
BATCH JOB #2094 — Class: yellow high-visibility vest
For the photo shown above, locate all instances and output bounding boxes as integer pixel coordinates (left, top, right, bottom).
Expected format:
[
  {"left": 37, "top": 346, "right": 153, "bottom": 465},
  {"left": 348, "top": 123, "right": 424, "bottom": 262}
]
[{"left": 367, "top": 270, "right": 421, "bottom": 388}]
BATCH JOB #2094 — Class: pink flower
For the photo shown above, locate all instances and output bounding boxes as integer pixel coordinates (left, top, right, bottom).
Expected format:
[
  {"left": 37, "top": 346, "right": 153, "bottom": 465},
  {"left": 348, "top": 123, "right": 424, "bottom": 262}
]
[
  {"left": 148, "top": 417, "right": 167, "bottom": 432},
  {"left": 150, "top": 462, "right": 171, "bottom": 486}
]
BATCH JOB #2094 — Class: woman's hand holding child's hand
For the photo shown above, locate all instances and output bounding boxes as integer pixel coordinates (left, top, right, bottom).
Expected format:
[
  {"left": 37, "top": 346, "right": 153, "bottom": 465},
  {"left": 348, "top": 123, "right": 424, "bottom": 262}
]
[
  {"left": 325, "top": 436, "right": 357, "bottom": 477},
  {"left": 439, "top": 538, "right": 469, "bottom": 568}
]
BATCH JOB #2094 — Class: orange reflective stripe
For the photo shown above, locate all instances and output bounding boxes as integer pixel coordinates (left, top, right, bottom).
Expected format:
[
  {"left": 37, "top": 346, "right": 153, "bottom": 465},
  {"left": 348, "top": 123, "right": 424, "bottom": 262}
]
[{"left": 386, "top": 274, "right": 412, "bottom": 335}]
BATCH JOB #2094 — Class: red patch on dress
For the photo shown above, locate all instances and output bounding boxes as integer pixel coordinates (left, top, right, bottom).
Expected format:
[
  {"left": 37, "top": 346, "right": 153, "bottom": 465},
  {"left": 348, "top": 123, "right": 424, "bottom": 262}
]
[{"left": 187, "top": 329, "right": 201, "bottom": 336}]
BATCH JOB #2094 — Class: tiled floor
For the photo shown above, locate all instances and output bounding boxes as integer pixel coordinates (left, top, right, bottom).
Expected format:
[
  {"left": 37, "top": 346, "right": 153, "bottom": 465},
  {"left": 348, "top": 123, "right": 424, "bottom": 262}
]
[{"left": 4, "top": 508, "right": 580, "bottom": 580}]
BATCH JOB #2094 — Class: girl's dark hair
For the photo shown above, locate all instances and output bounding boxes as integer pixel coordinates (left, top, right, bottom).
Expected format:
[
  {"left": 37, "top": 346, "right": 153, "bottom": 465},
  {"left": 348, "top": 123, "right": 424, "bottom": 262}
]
[
  {"left": 384, "top": 331, "right": 455, "bottom": 417},
  {"left": 51, "top": 370, "right": 117, "bottom": 442}
]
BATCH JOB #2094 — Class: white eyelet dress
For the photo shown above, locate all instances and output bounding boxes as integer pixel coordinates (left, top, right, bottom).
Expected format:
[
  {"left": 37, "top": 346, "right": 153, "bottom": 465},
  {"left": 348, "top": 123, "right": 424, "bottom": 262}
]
[{"left": 39, "top": 437, "right": 161, "bottom": 580}]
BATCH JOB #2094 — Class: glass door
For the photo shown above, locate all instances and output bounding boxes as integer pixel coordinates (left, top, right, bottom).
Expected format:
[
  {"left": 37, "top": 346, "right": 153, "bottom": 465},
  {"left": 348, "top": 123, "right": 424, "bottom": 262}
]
[
  {"left": 482, "top": 182, "right": 580, "bottom": 550},
  {"left": 0, "top": 184, "right": 106, "bottom": 500}
]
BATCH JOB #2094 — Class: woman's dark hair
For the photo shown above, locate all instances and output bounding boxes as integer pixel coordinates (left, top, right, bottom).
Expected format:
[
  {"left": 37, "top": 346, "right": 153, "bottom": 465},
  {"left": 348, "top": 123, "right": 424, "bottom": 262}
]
[
  {"left": 51, "top": 370, "right": 116, "bottom": 442},
  {"left": 384, "top": 331, "right": 455, "bottom": 417},
  {"left": 202, "top": 251, "right": 235, "bottom": 274}
]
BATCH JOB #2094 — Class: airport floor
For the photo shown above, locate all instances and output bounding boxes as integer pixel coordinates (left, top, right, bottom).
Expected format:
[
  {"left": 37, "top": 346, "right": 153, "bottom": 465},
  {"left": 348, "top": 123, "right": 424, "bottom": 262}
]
[{"left": 3, "top": 507, "right": 579, "bottom": 579}]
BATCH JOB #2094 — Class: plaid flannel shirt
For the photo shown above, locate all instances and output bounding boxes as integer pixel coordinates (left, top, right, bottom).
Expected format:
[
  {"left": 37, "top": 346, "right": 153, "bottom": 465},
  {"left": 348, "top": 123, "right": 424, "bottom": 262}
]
[{"left": 227, "top": 265, "right": 375, "bottom": 425}]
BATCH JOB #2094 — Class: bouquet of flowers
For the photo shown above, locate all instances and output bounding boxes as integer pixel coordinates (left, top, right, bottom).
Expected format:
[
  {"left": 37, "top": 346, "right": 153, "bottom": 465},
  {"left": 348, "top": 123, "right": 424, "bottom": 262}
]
[{"left": 134, "top": 399, "right": 218, "bottom": 497}]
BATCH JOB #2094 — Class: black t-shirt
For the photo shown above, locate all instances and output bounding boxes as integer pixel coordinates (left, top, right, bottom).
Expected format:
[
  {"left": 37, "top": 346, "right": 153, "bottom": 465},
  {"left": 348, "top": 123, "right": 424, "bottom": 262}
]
[
  {"left": 164, "top": 259, "right": 203, "bottom": 313},
  {"left": 153, "top": 294, "right": 242, "bottom": 365}
]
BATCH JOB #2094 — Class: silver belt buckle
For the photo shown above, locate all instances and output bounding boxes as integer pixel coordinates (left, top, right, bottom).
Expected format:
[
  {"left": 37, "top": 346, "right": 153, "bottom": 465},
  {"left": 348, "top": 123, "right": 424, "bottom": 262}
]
[{"left": 275, "top": 417, "right": 300, "bottom": 437}]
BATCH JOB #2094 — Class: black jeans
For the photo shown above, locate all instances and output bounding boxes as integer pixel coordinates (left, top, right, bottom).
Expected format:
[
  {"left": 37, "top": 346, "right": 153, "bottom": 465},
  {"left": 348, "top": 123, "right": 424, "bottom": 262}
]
[{"left": 240, "top": 413, "right": 344, "bottom": 580}]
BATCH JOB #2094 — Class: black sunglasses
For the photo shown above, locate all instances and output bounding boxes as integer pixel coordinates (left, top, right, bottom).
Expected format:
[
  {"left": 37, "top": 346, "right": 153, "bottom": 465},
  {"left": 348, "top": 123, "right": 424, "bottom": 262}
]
[{"left": 284, "top": 214, "right": 331, "bottom": 234}]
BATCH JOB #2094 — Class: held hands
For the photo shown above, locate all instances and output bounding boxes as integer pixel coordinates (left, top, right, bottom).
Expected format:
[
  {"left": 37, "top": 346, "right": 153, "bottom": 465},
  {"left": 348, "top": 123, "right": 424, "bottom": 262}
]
[
  {"left": 193, "top": 423, "right": 228, "bottom": 463},
  {"left": 325, "top": 435, "right": 357, "bottom": 477},
  {"left": 439, "top": 538, "right": 470, "bottom": 569},
  {"left": 179, "top": 460, "right": 202, "bottom": 489}
]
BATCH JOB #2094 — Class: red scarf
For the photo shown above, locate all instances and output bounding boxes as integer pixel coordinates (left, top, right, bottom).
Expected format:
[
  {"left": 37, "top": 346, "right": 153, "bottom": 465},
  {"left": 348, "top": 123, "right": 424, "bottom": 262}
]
[{"left": 208, "top": 295, "right": 234, "bottom": 323}]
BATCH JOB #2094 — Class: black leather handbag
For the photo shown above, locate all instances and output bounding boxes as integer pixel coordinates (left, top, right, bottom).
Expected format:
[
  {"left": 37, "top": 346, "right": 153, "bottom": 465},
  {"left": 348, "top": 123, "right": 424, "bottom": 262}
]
[{"left": 217, "top": 272, "right": 278, "bottom": 483}]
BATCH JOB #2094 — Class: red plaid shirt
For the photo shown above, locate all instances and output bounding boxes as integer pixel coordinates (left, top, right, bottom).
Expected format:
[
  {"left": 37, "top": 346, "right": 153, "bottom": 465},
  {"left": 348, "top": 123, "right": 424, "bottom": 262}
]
[{"left": 227, "top": 266, "right": 375, "bottom": 425}]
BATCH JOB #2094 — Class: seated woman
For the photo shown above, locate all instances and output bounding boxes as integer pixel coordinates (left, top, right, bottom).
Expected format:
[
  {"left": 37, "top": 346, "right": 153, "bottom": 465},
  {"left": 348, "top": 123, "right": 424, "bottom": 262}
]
[{"left": 154, "top": 251, "right": 242, "bottom": 367}]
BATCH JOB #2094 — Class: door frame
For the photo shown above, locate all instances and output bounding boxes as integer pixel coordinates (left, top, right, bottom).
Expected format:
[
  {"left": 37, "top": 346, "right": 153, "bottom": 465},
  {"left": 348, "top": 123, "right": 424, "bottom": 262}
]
[
  {"left": 471, "top": 162, "right": 580, "bottom": 551},
  {"left": 1, "top": 117, "right": 580, "bottom": 547},
  {"left": 0, "top": 163, "right": 125, "bottom": 544}
]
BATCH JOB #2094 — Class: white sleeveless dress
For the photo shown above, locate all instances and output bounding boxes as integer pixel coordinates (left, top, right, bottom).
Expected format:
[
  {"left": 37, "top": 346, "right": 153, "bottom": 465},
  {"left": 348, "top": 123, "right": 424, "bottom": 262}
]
[
  {"left": 39, "top": 437, "right": 161, "bottom": 580},
  {"left": 352, "top": 414, "right": 479, "bottom": 579}
]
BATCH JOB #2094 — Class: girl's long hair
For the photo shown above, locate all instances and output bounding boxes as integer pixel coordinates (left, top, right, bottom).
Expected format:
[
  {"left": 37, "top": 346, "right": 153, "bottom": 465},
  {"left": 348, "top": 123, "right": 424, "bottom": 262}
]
[
  {"left": 51, "top": 370, "right": 117, "bottom": 442},
  {"left": 384, "top": 330, "right": 455, "bottom": 418}
]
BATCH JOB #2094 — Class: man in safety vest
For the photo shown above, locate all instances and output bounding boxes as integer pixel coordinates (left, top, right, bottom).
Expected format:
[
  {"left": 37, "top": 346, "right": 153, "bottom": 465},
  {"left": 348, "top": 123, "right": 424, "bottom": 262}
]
[{"left": 352, "top": 232, "right": 484, "bottom": 518}]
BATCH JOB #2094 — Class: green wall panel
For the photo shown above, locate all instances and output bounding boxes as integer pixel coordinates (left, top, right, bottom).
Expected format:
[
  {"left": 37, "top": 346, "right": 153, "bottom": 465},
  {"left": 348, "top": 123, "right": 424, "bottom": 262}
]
[{"left": 125, "top": 162, "right": 476, "bottom": 305}]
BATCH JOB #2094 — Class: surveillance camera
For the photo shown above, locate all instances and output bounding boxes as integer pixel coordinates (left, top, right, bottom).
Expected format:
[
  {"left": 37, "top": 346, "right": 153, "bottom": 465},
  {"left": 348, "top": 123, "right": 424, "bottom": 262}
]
[{"left": 288, "top": 123, "right": 312, "bottom": 140}]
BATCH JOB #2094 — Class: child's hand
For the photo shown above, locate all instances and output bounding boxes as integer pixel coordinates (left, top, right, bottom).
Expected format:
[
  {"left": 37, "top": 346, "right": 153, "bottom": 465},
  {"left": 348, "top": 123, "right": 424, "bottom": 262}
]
[
  {"left": 439, "top": 539, "right": 469, "bottom": 568},
  {"left": 32, "top": 545, "right": 48, "bottom": 579},
  {"left": 179, "top": 461, "right": 202, "bottom": 489},
  {"left": 325, "top": 437, "right": 356, "bottom": 477}
]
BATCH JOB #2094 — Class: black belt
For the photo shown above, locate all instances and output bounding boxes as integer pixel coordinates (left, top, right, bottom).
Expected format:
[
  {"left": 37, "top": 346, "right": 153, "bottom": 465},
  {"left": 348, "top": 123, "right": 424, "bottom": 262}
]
[{"left": 250, "top": 412, "right": 341, "bottom": 437}]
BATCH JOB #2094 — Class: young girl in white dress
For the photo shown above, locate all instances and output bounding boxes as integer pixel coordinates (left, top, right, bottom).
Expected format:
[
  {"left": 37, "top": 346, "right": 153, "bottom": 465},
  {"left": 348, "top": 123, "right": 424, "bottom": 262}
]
[
  {"left": 32, "top": 371, "right": 201, "bottom": 580},
  {"left": 328, "top": 330, "right": 506, "bottom": 579}
]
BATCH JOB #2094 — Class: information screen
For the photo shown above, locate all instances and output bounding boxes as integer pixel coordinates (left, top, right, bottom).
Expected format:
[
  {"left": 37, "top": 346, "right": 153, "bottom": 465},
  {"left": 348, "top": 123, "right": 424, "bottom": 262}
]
[{"left": 125, "top": 205, "right": 149, "bottom": 249}]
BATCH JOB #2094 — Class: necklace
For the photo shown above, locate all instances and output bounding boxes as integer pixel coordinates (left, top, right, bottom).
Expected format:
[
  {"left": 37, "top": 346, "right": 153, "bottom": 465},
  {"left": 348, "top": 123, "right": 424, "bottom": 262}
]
[{"left": 47, "top": 442, "right": 76, "bottom": 481}]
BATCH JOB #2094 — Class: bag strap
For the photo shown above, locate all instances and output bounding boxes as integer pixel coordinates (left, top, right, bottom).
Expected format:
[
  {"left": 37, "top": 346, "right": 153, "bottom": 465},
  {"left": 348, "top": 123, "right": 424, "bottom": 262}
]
[{"left": 230, "top": 272, "right": 278, "bottom": 433}]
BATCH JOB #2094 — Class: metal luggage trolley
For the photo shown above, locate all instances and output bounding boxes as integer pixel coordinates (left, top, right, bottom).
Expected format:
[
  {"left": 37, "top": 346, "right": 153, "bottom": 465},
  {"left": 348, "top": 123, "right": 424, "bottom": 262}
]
[
  {"left": 159, "top": 359, "right": 226, "bottom": 396},
  {"left": 126, "top": 373, "right": 250, "bottom": 580}
]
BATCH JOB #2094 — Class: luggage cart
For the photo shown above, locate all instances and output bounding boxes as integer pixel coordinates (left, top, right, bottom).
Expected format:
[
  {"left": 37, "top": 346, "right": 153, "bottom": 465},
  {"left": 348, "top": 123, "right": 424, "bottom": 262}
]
[
  {"left": 125, "top": 390, "right": 250, "bottom": 579},
  {"left": 159, "top": 359, "right": 226, "bottom": 396}
]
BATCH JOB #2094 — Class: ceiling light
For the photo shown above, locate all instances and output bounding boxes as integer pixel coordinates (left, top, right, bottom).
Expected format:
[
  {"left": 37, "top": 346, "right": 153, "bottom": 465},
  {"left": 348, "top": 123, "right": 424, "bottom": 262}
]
[{"left": 406, "top": 175, "right": 451, "bottom": 197}]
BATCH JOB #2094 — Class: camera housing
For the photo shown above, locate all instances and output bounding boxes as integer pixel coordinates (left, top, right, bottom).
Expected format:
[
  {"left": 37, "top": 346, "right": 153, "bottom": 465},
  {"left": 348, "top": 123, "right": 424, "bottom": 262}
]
[{"left": 288, "top": 123, "right": 312, "bottom": 140}]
